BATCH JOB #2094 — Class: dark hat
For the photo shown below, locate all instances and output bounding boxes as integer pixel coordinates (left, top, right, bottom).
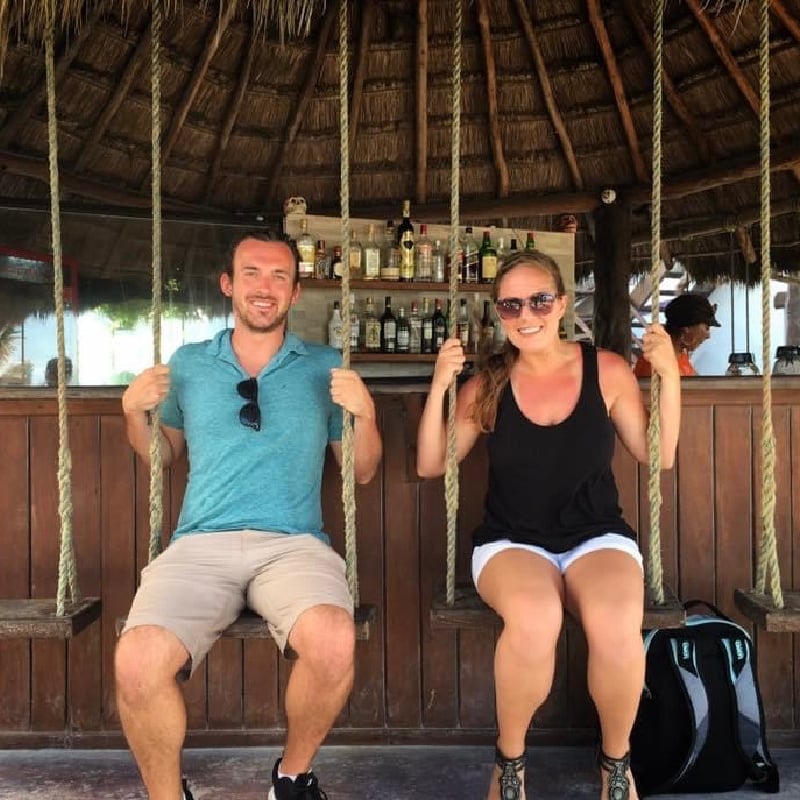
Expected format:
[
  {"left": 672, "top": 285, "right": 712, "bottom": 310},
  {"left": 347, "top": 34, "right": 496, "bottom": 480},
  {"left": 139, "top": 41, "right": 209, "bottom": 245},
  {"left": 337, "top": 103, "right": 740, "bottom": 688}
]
[{"left": 664, "top": 293, "right": 720, "bottom": 328}]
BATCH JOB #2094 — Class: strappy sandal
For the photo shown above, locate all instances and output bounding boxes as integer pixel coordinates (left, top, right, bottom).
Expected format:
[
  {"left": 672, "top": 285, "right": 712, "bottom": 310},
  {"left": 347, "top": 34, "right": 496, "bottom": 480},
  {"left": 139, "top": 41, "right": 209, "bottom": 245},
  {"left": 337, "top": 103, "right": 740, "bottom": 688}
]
[
  {"left": 597, "top": 749, "right": 631, "bottom": 800},
  {"left": 495, "top": 747, "right": 527, "bottom": 800}
]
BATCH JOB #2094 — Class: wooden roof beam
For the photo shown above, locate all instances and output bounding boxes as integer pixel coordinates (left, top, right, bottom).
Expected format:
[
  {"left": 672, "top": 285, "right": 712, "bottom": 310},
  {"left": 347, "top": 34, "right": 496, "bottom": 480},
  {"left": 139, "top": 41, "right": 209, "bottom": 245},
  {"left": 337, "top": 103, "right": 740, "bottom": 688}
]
[
  {"left": 75, "top": 18, "right": 152, "bottom": 173},
  {"left": 140, "top": 2, "right": 236, "bottom": 190},
  {"left": 587, "top": 0, "right": 648, "bottom": 184},
  {"left": 349, "top": 0, "right": 376, "bottom": 157},
  {"left": 205, "top": 27, "right": 257, "bottom": 203},
  {"left": 0, "top": 5, "right": 102, "bottom": 150},
  {"left": 476, "top": 0, "right": 510, "bottom": 197},
  {"left": 415, "top": 0, "right": 428, "bottom": 204},
  {"left": 622, "top": 0, "right": 711, "bottom": 163},
  {"left": 264, "top": 2, "right": 338, "bottom": 207},
  {"left": 512, "top": 0, "right": 583, "bottom": 189},
  {"left": 771, "top": 0, "right": 800, "bottom": 45}
]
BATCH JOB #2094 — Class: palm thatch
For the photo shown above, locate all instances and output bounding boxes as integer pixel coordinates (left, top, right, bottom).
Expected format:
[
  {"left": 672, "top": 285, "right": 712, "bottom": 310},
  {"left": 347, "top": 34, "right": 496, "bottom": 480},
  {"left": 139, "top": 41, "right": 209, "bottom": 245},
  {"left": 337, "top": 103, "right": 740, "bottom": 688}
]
[{"left": 0, "top": 0, "right": 796, "bottom": 287}]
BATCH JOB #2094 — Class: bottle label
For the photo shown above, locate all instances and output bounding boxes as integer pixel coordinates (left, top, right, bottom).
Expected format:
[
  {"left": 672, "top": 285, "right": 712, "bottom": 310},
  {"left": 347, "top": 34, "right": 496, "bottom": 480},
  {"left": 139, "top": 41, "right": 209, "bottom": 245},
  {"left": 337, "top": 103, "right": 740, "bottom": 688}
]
[
  {"left": 364, "top": 249, "right": 381, "bottom": 278},
  {"left": 481, "top": 254, "right": 497, "bottom": 280},
  {"left": 365, "top": 321, "right": 381, "bottom": 351}
]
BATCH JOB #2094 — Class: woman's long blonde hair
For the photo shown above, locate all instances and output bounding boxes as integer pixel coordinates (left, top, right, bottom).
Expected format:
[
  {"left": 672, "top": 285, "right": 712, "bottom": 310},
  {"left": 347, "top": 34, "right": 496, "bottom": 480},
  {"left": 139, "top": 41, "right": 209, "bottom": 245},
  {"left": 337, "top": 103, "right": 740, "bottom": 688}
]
[{"left": 471, "top": 250, "right": 566, "bottom": 432}]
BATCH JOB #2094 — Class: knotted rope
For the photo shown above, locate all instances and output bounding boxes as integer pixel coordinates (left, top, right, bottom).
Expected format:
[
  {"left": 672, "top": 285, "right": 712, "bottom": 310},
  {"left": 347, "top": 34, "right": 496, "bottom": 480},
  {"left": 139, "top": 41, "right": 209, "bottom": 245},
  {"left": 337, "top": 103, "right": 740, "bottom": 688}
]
[
  {"left": 45, "top": 0, "right": 80, "bottom": 614},
  {"left": 338, "top": 0, "right": 358, "bottom": 603},
  {"left": 444, "top": 0, "right": 463, "bottom": 605},
  {"left": 754, "top": 0, "right": 782, "bottom": 606},
  {"left": 646, "top": 0, "right": 666, "bottom": 605},
  {"left": 147, "top": 0, "right": 164, "bottom": 564}
]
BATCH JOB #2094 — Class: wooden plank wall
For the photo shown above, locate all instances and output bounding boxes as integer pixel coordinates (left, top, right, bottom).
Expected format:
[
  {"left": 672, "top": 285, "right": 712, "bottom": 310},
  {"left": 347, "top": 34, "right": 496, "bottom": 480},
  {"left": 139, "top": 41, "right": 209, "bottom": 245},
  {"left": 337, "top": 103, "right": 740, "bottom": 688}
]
[{"left": 0, "top": 386, "right": 798, "bottom": 746}]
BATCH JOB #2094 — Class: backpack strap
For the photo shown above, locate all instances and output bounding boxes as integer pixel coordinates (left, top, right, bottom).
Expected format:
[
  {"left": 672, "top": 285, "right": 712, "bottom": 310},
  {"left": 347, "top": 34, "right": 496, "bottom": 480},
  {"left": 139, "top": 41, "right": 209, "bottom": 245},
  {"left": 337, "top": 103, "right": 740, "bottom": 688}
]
[{"left": 719, "top": 636, "right": 780, "bottom": 793}]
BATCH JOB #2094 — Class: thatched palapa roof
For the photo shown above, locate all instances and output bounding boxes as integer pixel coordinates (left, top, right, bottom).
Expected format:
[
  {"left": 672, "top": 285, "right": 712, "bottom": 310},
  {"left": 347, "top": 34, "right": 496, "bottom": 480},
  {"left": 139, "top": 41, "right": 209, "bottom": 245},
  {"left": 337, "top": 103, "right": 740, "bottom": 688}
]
[{"left": 0, "top": 0, "right": 797, "bottom": 287}]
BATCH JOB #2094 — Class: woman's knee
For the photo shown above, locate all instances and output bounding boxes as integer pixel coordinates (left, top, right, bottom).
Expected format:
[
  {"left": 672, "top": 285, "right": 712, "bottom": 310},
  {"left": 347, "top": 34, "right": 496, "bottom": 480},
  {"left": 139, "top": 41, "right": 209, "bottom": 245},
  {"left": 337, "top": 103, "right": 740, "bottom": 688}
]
[
  {"left": 290, "top": 605, "right": 355, "bottom": 678},
  {"left": 115, "top": 625, "right": 188, "bottom": 701},
  {"left": 499, "top": 596, "right": 564, "bottom": 658},
  {"left": 583, "top": 604, "right": 644, "bottom": 663}
]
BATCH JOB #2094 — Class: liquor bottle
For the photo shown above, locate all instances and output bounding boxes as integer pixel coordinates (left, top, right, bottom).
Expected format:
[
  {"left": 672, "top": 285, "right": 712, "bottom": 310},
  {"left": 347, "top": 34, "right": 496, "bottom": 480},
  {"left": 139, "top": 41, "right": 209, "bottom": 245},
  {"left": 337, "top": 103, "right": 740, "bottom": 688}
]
[
  {"left": 468, "top": 294, "right": 482, "bottom": 354},
  {"left": 396, "top": 307, "right": 410, "bottom": 354},
  {"left": 432, "top": 297, "right": 447, "bottom": 353},
  {"left": 380, "top": 296, "right": 397, "bottom": 353},
  {"left": 297, "top": 218, "right": 316, "bottom": 279},
  {"left": 421, "top": 297, "right": 434, "bottom": 354},
  {"left": 481, "top": 300, "right": 495, "bottom": 353},
  {"left": 479, "top": 230, "right": 497, "bottom": 283},
  {"left": 381, "top": 220, "right": 400, "bottom": 281},
  {"left": 364, "top": 296, "right": 381, "bottom": 353},
  {"left": 348, "top": 229, "right": 362, "bottom": 280},
  {"left": 314, "top": 239, "right": 329, "bottom": 280},
  {"left": 525, "top": 231, "right": 536, "bottom": 252},
  {"left": 415, "top": 224, "right": 433, "bottom": 281},
  {"left": 362, "top": 223, "right": 381, "bottom": 280},
  {"left": 408, "top": 301, "right": 422, "bottom": 354},
  {"left": 349, "top": 295, "right": 360, "bottom": 352},
  {"left": 457, "top": 298, "right": 470, "bottom": 348},
  {"left": 330, "top": 245, "right": 343, "bottom": 279},
  {"left": 397, "top": 199, "right": 415, "bottom": 281},
  {"left": 328, "top": 301, "right": 343, "bottom": 349},
  {"left": 431, "top": 239, "right": 446, "bottom": 283},
  {"left": 509, "top": 237, "right": 519, "bottom": 255},
  {"left": 462, "top": 226, "right": 479, "bottom": 284}
]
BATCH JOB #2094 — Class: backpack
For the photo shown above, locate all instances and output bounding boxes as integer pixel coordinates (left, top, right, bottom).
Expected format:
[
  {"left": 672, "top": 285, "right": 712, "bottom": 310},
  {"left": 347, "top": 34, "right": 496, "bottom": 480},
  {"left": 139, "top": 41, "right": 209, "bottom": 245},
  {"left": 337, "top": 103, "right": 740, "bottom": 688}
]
[{"left": 630, "top": 601, "right": 779, "bottom": 796}]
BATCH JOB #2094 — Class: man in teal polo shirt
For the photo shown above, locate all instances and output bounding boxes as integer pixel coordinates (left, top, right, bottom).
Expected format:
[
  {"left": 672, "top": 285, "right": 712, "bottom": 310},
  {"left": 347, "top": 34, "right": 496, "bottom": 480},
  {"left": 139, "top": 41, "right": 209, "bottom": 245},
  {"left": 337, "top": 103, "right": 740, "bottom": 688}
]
[{"left": 116, "top": 231, "right": 382, "bottom": 800}]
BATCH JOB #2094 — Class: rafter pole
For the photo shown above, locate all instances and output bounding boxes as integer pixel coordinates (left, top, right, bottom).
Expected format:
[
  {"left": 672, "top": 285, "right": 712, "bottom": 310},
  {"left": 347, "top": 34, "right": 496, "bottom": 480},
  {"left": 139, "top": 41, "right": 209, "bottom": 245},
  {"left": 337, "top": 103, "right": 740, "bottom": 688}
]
[
  {"left": 415, "top": 0, "right": 429, "bottom": 203},
  {"left": 264, "top": 2, "right": 338, "bottom": 207},
  {"left": 622, "top": 0, "right": 711, "bottom": 163},
  {"left": 75, "top": 18, "right": 152, "bottom": 173},
  {"left": 0, "top": 5, "right": 102, "bottom": 150},
  {"left": 205, "top": 26, "right": 257, "bottom": 203},
  {"left": 475, "top": 0, "right": 509, "bottom": 197},
  {"left": 349, "top": 0, "right": 375, "bottom": 156},
  {"left": 771, "top": 0, "right": 800, "bottom": 44},
  {"left": 140, "top": 2, "right": 236, "bottom": 190},
  {"left": 587, "top": 0, "right": 648, "bottom": 183},
  {"left": 512, "top": 0, "right": 583, "bottom": 189}
]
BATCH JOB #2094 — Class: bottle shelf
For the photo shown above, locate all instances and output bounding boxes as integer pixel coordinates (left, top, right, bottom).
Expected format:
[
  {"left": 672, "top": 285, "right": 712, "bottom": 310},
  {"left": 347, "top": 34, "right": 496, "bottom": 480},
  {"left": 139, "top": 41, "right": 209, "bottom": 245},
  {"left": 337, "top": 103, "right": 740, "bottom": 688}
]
[
  {"left": 348, "top": 353, "right": 480, "bottom": 362},
  {"left": 300, "top": 279, "right": 492, "bottom": 293}
]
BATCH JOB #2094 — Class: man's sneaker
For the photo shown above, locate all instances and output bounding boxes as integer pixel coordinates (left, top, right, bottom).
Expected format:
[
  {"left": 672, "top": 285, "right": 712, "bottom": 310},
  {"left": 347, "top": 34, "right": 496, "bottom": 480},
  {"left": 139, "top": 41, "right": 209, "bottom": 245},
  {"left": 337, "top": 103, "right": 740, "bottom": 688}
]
[
  {"left": 268, "top": 758, "right": 329, "bottom": 800},
  {"left": 182, "top": 777, "right": 195, "bottom": 800}
]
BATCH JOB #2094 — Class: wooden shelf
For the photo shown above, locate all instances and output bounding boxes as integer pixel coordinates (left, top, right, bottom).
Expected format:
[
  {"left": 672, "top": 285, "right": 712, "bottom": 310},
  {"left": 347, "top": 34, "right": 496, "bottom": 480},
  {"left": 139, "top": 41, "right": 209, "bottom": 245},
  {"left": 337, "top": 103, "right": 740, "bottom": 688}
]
[
  {"left": 350, "top": 353, "right": 478, "bottom": 362},
  {"left": 300, "top": 279, "right": 492, "bottom": 292}
]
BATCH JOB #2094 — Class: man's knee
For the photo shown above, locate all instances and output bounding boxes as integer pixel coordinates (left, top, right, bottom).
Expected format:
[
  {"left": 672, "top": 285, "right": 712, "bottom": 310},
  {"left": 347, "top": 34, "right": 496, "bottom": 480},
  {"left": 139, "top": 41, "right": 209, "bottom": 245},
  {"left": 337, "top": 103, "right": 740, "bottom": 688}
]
[
  {"left": 115, "top": 625, "right": 189, "bottom": 703},
  {"left": 290, "top": 605, "right": 355, "bottom": 677}
]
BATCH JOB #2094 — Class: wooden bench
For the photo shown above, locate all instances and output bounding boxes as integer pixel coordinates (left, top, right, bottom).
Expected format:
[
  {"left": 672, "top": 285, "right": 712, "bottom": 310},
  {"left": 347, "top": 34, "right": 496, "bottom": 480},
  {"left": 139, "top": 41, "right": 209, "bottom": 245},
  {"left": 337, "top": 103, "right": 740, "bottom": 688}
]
[{"left": 0, "top": 598, "right": 102, "bottom": 639}]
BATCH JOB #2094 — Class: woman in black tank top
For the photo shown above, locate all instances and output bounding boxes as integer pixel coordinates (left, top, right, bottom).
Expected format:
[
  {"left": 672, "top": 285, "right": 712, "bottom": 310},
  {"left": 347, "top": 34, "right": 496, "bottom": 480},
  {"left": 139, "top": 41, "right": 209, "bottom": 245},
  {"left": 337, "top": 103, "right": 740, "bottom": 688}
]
[{"left": 417, "top": 252, "right": 681, "bottom": 800}]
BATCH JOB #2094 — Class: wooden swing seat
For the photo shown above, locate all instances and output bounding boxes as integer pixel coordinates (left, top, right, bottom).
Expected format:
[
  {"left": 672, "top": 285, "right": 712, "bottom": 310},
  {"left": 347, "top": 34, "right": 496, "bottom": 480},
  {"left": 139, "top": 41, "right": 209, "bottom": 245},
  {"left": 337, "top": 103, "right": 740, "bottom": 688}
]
[
  {"left": 0, "top": 597, "right": 101, "bottom": 639},
  {"left": 116, "top": 603, "right": 376, "bottom": 641},
  {"left": 734, "top": 589, "right": 800, "bottom": 632},
  {"left": 430, "top": 582, "right": 685, "bottom": 631}
]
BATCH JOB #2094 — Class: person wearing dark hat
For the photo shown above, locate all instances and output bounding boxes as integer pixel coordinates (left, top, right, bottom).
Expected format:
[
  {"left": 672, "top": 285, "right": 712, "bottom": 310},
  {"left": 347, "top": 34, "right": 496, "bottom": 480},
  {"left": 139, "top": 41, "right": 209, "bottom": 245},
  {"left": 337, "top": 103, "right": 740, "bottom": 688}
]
[{"left": 634, "top": 293, "right": 720, "bottom": 377}]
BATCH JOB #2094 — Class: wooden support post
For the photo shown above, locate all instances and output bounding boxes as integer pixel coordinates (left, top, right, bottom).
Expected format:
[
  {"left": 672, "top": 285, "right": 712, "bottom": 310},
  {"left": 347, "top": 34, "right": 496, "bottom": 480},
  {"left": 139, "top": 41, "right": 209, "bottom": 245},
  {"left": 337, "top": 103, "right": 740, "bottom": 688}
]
[
  {"left": 593, "top": 199, "right": 633, "bottom": 358},
  {"left": 349, "top": 0, "right": 376, "bottom": 156},
  {"left": 415, "top": 0, "right": 428, "bottom": 204},
  {"left": 771, "top": 0, "right": 800, "bottom": 44}
]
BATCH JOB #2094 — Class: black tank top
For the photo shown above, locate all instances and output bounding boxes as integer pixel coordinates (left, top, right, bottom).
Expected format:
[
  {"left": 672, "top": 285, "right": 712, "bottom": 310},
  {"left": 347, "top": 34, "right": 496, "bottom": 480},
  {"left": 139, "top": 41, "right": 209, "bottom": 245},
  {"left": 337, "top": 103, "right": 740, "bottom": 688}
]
[{"left": 473, "top": 341, "right": 637, "bottom": 553}]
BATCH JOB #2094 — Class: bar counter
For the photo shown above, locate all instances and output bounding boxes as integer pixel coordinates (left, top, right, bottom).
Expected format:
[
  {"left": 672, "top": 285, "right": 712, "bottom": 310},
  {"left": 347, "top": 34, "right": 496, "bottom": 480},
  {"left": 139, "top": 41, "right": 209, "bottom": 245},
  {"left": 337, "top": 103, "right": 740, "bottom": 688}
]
[{"left": 1, "top": 377, "right": 800, "bottom": 747}]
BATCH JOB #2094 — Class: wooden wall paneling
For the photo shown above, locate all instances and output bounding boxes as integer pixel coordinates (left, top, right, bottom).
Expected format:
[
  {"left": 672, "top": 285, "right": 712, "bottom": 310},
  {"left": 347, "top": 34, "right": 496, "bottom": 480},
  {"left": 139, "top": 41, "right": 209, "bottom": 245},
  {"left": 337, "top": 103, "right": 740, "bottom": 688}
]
[
  {"left": 207, "top": 639, "right": 244, "bottom": 729},
  {"left": 565, "top": 627, "right": 594, "bottom": 730},
  {"left": 134, "top": 458, "right": 172, "bottom": 577},
  {"left": 612, "top": 441, "right": 639, "bottom": 533},
  {"left": 0, "top": 417, "right": 31, "bottom": 730},
  {"left": 100, "top": 415, "right": 137, "bottom": 726},
  {"left": 29, "top": 416, "right": 66, "bottom": 730},
  {"left": 456, "top": 438, "right": 496, "bottom": 729},
  {"left": 383, "top": 396, "right": 422, "bottom": 727},
  {"left": 713, "top": 405, "right": 753, "bottom": 621},
  {"left": 637, "top": 460, "right": 678, "bottom": 600},
  {"left": 791, "top": 407, "right": 800, "bottom": 729},
  {"left": 67, "top": 416, "right": 103, "bottom": 731},
  {"left": 752, "top": 406, "right": 794, "bottom": 729},
  {"left": 677, "top": 405, "right": 715, "bottom": 602}
]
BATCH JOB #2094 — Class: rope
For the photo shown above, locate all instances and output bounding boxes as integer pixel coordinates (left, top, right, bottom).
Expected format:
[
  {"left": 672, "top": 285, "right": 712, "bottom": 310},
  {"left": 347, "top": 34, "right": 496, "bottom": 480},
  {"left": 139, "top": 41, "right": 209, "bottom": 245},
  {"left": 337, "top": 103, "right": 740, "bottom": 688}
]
[
  {"left": 754, "top": 0, "right": 782, "bottom": 606},
  {"left": 646, "top": 0, "right": 665, "bottom": 605},
  {"left": 338, "top": 0, "right": 358, "bottom": 603},
  {"left": 147, "top": 0, "right": 164, "bottom": 564},
  {"left": 45, "top": 0, "right": 80, "bottom": 615},
  {"left": 444, "top": 0, "right": 463, "bottom": 606}
]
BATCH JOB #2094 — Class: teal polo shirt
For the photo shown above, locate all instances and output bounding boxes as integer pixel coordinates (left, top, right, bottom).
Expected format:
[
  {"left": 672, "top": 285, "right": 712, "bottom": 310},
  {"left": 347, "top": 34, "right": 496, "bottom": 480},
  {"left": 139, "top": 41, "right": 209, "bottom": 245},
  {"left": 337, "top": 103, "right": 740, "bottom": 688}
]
[{"left": 160, "top": 330, "right": 343, "bottom": 542}]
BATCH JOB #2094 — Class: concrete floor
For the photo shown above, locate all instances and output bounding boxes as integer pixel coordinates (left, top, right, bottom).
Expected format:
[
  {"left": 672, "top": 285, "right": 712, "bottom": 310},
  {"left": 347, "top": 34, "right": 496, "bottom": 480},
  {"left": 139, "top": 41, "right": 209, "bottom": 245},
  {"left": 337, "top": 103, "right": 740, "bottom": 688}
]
[{"left": 0, "top": 746, "right": 798, "bottom": 798}]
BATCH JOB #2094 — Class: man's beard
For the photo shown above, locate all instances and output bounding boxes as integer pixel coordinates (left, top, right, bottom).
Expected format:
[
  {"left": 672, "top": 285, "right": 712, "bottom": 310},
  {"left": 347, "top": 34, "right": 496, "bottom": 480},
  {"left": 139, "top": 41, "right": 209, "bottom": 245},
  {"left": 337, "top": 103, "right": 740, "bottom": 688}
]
[{"left": 236, "top": 300, "right": 290, "bottom": 334}]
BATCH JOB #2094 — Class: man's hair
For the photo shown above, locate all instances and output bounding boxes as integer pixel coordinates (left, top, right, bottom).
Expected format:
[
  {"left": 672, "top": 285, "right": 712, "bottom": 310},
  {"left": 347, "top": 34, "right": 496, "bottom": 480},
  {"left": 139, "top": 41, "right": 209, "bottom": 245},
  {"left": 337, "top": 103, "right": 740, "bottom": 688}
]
[{"left": 225, "top": 229, "right": 300, "bottom": 285}]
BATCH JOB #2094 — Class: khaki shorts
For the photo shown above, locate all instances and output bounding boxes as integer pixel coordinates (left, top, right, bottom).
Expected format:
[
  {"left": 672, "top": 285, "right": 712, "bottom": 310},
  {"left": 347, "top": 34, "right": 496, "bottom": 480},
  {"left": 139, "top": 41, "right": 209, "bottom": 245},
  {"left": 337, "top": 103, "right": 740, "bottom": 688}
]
[{"left": 122, "top": 530, "right": 353, "bottom": 676}]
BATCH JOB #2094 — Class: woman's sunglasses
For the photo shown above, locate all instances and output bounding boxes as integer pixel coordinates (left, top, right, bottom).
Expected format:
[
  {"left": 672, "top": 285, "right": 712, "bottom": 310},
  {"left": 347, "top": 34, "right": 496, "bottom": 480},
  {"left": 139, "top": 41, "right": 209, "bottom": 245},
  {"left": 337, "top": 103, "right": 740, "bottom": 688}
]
[
  {"left": 495, "top": 292, "right": 559, "bottom": 320},
  {"left": 237, "top": 377, "right": 261, "bottom": 431}
]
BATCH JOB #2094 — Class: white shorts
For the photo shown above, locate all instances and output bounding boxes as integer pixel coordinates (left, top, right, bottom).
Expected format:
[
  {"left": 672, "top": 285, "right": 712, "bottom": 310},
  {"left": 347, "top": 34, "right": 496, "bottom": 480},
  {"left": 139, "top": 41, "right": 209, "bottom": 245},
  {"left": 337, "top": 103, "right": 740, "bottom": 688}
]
[{"left": 471, "top": 532, "right": 643, "bottom": 587}]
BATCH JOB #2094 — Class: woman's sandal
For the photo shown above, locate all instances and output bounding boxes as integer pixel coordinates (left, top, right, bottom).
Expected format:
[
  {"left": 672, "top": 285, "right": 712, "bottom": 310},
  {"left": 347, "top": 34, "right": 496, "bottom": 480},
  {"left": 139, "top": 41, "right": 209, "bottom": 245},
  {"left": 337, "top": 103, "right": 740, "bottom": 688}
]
[
  {"left": 597, "top": 749, "right": 631, "bottom": 800},
  {"left": 495, "top": 747, "right": 527, "bottom": 800}
]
